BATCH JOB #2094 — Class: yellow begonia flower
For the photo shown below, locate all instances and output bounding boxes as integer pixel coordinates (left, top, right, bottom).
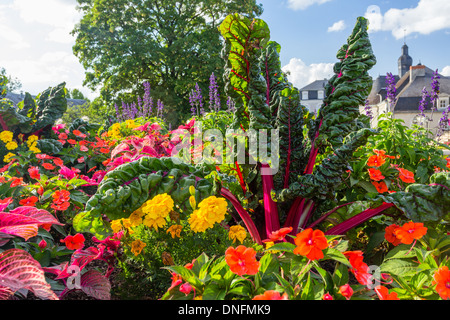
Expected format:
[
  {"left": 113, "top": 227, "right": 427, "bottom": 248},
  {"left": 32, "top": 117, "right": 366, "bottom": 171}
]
[
  {"left": 166, "top": 225, "right": 182, "bottom": 239},
  {"left": 129, "top": 211, "right": 143, "bottom": 227},
  {"left": 3, "top": 152, "right": 15, "bottom": 163},
  {"left": 5, "top": 141, "right": 18, "bottom": 150},
  {"left": 139, "top": 193, "right": 174, "bottom": 231},
  {"left": 228, "top": 225, "right": 247, "bottom": 244},
  {"left": 188, "top": 196, "right": 228, "bottom": 233},
  {"left": 131, "top": 239, "right": 146, "bottom": 256},
  {"left": 0, "top": 131, "right": 13, "bottom": 144}
]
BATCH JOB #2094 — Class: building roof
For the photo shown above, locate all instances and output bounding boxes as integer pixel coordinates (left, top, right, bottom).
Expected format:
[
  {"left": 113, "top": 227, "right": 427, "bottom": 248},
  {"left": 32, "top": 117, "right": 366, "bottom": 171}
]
[
  {"left": 367, "top": 74, "right": 400, "bottom": 105},
  {"left": 367, "top": 64, "right": 450, "bottom": 112},
  {"left": 393, "top": 65, "right": 450, "bottom": 112},
  {"left": 299, "top": 79, "right": 328, "bottom": 92},
  {"left": 4, "top": 92, "right": 87, "bottom": 108}
]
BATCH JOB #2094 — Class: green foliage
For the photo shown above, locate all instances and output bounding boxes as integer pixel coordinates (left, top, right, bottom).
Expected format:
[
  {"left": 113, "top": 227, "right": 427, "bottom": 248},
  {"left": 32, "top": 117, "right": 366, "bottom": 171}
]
[{"left": 72, "top": 0, "right": 263, "bottom": 125}]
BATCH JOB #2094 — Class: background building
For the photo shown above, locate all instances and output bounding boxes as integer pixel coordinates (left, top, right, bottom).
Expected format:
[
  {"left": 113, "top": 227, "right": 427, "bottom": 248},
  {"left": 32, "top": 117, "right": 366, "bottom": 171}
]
[
  {"left": 299, "top": 79, "right": 328, "bottom": 114},
  {"left": 365, "top": 44, "right": 450, "bottom": 139}
]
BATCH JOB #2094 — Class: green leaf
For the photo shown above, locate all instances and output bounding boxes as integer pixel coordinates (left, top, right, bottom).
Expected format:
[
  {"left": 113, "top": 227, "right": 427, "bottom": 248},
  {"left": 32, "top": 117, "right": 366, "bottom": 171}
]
[
  {"left": 380, "top": 259, "right": 418, "bottom": 277},
  {"left": 265, "top": 242, "right": 296, "bottom": 253},
  {"left": 202, "top": 284, "right": 226, "bottom": 300},
  {"left": 323, "top": 247, "right": 351, "bottom": 267},
  {"left": 384, "top": 244, "right": 417, "bottom": 260}
]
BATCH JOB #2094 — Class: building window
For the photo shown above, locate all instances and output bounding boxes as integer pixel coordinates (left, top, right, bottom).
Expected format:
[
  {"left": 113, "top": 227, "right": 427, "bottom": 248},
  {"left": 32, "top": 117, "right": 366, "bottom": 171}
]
[
  {"left": 318, "top": 90, "right": 324, "bottom": 100},
  {"left": 302, "top": 91, "right": 308, "bottom": 100},
  {"left": 439, "top": 98, "right": 448, "bottom": 110}
]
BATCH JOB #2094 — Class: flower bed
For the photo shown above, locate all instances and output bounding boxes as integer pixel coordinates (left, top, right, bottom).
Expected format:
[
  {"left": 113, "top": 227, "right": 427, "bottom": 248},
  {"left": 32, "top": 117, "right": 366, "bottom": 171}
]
[{"left": 0, "top": 14, "right": 449, "bottom": 301}]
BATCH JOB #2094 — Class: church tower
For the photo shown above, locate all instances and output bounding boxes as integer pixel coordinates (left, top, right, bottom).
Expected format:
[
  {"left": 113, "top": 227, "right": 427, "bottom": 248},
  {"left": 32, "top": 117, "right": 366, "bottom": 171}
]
[{"left": 398, "top": 43, "right": 413, "bottom": 78}]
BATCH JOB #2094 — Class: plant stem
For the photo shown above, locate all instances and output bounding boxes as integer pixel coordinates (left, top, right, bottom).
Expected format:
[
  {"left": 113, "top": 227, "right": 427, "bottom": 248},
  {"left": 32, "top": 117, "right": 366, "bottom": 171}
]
[{"left": 221, "top": 187, "right": 262, "bottom": 244}]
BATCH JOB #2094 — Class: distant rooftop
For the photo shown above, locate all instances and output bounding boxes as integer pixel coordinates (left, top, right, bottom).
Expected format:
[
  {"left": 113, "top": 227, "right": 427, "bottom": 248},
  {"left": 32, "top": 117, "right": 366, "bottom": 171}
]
[
  {"left": 4, "top": 92, "right": 87, "bottom": 107},
  {"left": 299, "top": 79, "right": 328, "bottom": 91}
]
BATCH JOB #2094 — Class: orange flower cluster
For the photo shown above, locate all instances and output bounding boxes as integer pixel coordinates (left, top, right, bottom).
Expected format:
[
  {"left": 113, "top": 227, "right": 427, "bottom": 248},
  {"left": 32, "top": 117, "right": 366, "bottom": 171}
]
[
  {"left": 252, "top": 290, "right": 288, "bottom": 300},
  {"left": 51, "top": 189, "right": 71, "bottom": 211},
  {"left": 57, "top": 129, "right": 112, "bottom": 155},
  {"left": 293, "top": 228, "right": 328, "bottom": 261},
  {"left": 60, "top": 233, "right": 85, "bottom": 250},
  {"left": 366, "top": 149, "right": 416, "bottom": 193},
  {"left": 433, "top": 266, "right": 450, "bottom": 300},
  {"left": 384, "top": 221, "right": 427, "bottom": 246},
  {"left": 225, "top": 245, "right": 260, "bottom": 276},
  {"left": 343, "top": 250, "right": 373, "bottom": 286}
]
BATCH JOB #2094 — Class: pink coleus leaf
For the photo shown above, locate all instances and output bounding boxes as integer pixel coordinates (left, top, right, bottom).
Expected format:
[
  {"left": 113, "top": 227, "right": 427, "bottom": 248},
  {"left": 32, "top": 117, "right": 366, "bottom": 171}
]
[
  {"left": 0, "top": 198, "right": 13, "bottom": 211},
  {"left": 0, "top": 249, "right": 58, "bottom": 300},
  {"left": 0, "top": 206, "right": 64, "bottom": 240},
  {"left": 79, "top": 269, "right": 111, "bottom": 300},
  {"left": 0, "top": 285, "right": 14, "bottom": 300}
]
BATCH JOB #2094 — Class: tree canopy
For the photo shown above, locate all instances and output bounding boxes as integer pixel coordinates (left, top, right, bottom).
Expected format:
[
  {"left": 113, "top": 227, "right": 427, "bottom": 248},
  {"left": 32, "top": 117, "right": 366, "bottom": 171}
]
[{"left": 72, "top": 0, "right": 263, "bottom": 125}]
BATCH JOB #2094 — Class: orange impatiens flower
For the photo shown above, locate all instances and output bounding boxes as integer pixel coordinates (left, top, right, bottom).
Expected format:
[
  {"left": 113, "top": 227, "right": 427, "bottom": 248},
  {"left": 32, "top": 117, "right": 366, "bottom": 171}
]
[
  {"left": 397, "top": 168, "right": 415, "bottom": 183},
  {"left": 367, "top": 154, "right": 386, "bottom": 167},
  {"left": 384, "top": 224, "right": 402, "bottom": 246},
  {"left": 372, "top": 181, "right": 388, "bottom": 193},
  {"left": 375, "top": 285, "right": 399, "bottom": 300},
  {"left": 338, "top": 284, "right": 354, "bottom": 300},
  {"left": 293, "top": 228, "right": 328, "bottom": 261},
  {"left": 27, "top": 166, "right": 40, "bottom": 180},
  {"left": 60, "top": 233, "right": 85, "bottom": 250},
  {"left": 374, "top": 149, "right": 395, "bottom": 159},
  {"left": 368, "top": 168, "right": 385, "bottom": 181},
  {"left": 343, "top": 250, "right": 372, "bottom": 286},
  {"left": 394, "top": 221, "right": 427, "bottom": 245},
  {"left": 225, "top": 245, "right": 260, "bottom": 276},
  {"left": 432, "top": 266, "right": 450, "bottom": 300},
  {"left": 19, "top": 196, "right": 39, "bottom": 207},
  {"left": 73, "top": 130, "right": 87, "bottom": 138},
  {"left": 263, "top": 227, "right": 293, "bottom": 243},
  {"left": 252, "top": 290, "right": 289, "bottom": 300},
  {"left": 42, "top": 162, "right": 55, "bottom": 170},
  {"left": 52, "top": 189, "right": 71, "bottom": 204}
]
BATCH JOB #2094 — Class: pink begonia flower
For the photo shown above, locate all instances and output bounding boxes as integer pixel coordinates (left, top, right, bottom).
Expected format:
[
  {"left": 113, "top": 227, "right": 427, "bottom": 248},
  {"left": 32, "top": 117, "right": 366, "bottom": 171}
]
[
  {"left": 58, "top": 166, "right": 77, "bottom": 180},
  {"left": 52, "top": 123, "right": 66, "bottom": 134}
]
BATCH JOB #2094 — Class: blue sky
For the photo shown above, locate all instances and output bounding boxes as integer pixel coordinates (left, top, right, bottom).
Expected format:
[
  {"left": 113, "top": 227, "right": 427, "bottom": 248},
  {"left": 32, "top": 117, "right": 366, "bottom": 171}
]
[
  {"left": 0, "top": 0, "right": 449, "bottom": 99},
  {"left": 259, "top": 0, "right": 450, "bottom": 89}
]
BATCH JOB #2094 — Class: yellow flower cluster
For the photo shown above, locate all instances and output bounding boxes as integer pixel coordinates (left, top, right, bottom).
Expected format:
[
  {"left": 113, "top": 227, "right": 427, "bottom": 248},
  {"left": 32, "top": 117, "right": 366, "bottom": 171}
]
[
  {"left": 26, "top": 135, "right": 40, "bottom": 153},
  {"left": 228, "top": 225, "right": 247, "bottom": 244},
  {"left": 5, "top": 141, "right": 18, "bottom": 150},
  {"left": 188, "top": 196, "right": 228, "bottom": 233},
  {"left": 108, "top": 123, "right": 122, "bottom": 140},
  {"left": 110, "top": 218, "right": 133, "bottom": 234},
  {"left": 141, "top": 193, "right": 174, "bottom": 231},
  {"left": 125, "top": 119, "right": 138, "bottom": 129},
  {"left": 3, "top": 152, "right": 15, "bottom": 163},
  {"left": 0, "top": 131, "right": 13, "bottom": 144}
]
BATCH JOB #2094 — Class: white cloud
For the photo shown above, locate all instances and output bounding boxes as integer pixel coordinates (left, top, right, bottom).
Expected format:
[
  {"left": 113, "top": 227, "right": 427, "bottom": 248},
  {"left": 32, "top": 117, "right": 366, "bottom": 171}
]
[
  {"left": 282, "top": 58, "right": 334, "bottom": 89},
  {"left": 328, "top": 20, "right": 346, "bottom": 32},
  {"left": 364, "top": 1, "right": 450, "bottom": 39},
  {"left": 442, "top": 66, "right": 450, "bottom": 77},
  {"left": 11, "top": 0, "right": 81, "bottom": 44},
  {"left": 3, "top": 51, "right": 85, "bottom": 93},
  {"left": 0, "top": 6, "right": 30, "bottom": 49},
  {"left": 287, "top": 0, "right": 333, "bottom": 11}
]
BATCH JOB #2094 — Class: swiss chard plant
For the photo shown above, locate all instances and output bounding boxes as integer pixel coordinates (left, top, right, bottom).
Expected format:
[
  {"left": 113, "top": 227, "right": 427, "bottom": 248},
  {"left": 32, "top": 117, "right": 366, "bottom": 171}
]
[
  {"left": 0, "top": 81, "right": 68, "bottom": 164},
  {"left": 76, "top": 14, "right": 450, "bottom": 246}
]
